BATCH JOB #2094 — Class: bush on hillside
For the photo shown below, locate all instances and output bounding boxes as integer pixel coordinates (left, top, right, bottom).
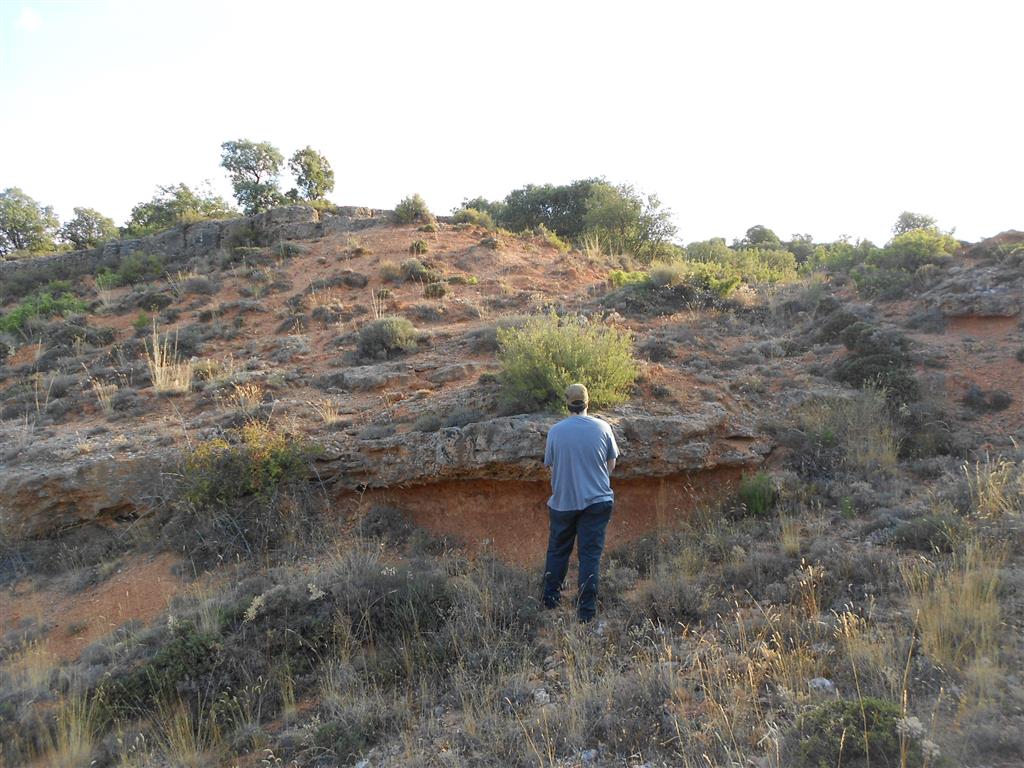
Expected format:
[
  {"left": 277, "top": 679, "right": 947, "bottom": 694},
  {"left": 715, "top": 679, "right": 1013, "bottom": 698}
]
[
  {"left": 497, "top": 313, "right": 637, "bottom": 412},
  {"left": 0, "top": 291, "right": 87, "bottom": 333},
  {"left": 408, "top": 239, "right": 428, "bottom": 255},
  {"left": 393, "top": 194, "right": 433, "bottom": 225},
  {"left": 451, "top": 207, "right": 496, "bottom": 229},
  {"left": 357, "top": 316, "right": 418, "bottom": 360}
]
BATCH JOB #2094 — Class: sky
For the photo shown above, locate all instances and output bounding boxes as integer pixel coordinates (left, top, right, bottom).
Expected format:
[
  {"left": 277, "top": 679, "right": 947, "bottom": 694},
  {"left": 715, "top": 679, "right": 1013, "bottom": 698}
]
[{"left": 1, "top": 0, "right": 1021, "bottom": 246}]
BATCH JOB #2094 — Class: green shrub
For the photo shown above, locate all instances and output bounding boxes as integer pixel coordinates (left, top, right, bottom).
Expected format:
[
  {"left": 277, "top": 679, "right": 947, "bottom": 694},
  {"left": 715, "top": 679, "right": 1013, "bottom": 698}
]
[
  {"left": 736, "top": 472, "right": 777, "bottom": 517},
  {"left": 393, "top": 193, "right": 433, "bottom": 225},
  {"left": 535, "top": 223, "right": 571, "bottom": 253},
  {"left": 423, "top": 281, "right": 446, "bottom": 299},
  {"left": 783, "top": 697, "right": 924, "bottom": 768},
  {"left": 400, "top": 258, "right": 432, "bottom": 282},
  {"left": 497, "top": 313, "right": 637, "bottom": 411},
  {"left": 184, "top": 420, "right": 311, "bottom": 509},
  {"left": 131, "top": 311, "right": 150, "bottom": 333},
  {"left": 357, "top": 316, "right": 418, "bottom": 360},
  {"left": 451, "top": 207, "right": 496, "bottom": 229},
  {"left": 379, "top": 261, "right": 402, "bottom": 283},
  {"left": 408, "top": 239, "right": 429, "bottom": 255},
  {"left": 418, "top": 221, "right": 438, "bottom": 233},
  {"left": 0, "top": 291, "right": 88, "bottom": 333},
  {"left": 480, "top": 235, "right": 501, "bottom": 250},
  {"left": 97, "top": 252, "right": 164, "bottom": 287},
  {"left": 834, "top": 322, "right": 918, "bottom": 403},
  {"left": 607, "top": 269, "right": 649, "bottom": 288},
  {"left": 446, "top": 274, "right": 478, "bottom": 286}
]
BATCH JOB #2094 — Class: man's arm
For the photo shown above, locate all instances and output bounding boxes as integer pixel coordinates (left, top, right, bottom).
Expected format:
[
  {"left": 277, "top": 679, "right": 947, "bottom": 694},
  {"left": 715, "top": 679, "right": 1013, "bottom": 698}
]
[{"left": 606, "top": 457, "right": 616, "bottom": 475}]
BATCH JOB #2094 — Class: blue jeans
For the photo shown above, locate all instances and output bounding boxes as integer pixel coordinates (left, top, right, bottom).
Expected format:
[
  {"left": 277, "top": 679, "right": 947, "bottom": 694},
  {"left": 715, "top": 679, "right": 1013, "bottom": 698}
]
[{"left": 542, "top": 500, "right": 613, "bottom": 621}]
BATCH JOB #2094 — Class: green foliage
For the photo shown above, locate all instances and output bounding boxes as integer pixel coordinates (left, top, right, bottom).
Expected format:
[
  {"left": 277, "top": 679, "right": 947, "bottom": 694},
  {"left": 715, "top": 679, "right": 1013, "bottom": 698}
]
[
  {"left": 220, "top": 139, "right": 285, "bottom": 214},
  {"left": 132, "top": 311, "right": 151, "bottom": 332},
  {"left": 535, "top": 223, "right": 571, "bottom": 253},
  {"left": 379, "top": 261, "right": 402, "bottom": 282},
  {"left": 357, "top": 316, "right": 418, "bottom": 360},
  {"left": 0, "top": 187, "right": 58, "bottom": 256},
  {"left": 423, "top": 281, "right": 446, "bottom": 299},
  {"left": 607, "top": 269, "right": 649, "bottom": 288},
  {"left": 183, "top": 421, "right": 311, "bottom": 510},
  {"left": 287, "top": 146, "right": 335, "bottom": 201},
  {"left": 96, "top": 252, "right": 164, "bottom": 288},
  {"left": 0, "top": 290, "right": 87, "bottom": 333},
  {"left": 400, "top": 258, "right": 435, "bottom": 282},
  {"left": 451, "top": 207, "right": 496, "bottom": 229},
  {"left": 497, "top": 313, "right": 637, "bottom": 412},
  {"left": 875, "top": 227, "right": 958, "bottom": 271},
  {"left": 737, "top": 224, "right": 781, "bottom": 249},
  {"left": 408, "top": 239, "right": 429, "bottom": 255},
  {"left": 893, "top": 211, "right": 937, "bottom": 236},
  {"left": 784, "top": 697, "right": 923, "bottom": 768},
  {"left": 393, "top": 194, "right": 433, "bottom": 225},
  {"left": 58, "top": 207, "right": 118, "bottom": 250},
  {"left": 582, "top": 182, "right": 676, "bottom": 263},
  {"left": 125, "top": 182, "right": 237, "bottom": 236},
  {"left": 736, "top": 472, "right": 777, "bottom": 517},
  {"left": 834, "top": 321, "right": 919, "bottom": 403},
  {"left": 684, "top": 239, "right": 797, "bottom": 284},
  {"left": 498, "top": 178, "right": 601, "bottom": 239},
  {"left": 458, "top": 195, "right": 506, "bottom": 222}
]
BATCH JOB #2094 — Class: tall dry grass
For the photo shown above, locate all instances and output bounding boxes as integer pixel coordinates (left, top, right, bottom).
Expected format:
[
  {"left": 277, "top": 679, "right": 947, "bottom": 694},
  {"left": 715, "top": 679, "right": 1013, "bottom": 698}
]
[{"left": 145, "top": 325, "right": 192, "bottom": 395}]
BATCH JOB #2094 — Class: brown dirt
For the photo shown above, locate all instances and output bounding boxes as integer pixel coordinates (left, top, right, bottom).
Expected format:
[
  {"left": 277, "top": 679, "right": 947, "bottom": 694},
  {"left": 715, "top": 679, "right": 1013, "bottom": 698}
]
[
  {"left": 360, "top": 467, "right": 746, "bottom": 566},
  {"left": 1, "top": 552, "right": 182, "bottom": 661}
]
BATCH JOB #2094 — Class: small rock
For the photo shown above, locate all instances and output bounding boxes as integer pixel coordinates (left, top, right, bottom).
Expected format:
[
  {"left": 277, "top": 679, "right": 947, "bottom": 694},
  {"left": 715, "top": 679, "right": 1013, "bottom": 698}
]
[
  {"left": 581, "top": 749, "right": 599, "bottom": 765},
  {"left": 532, "top": 687, "right": 550, "bottom": 705},
  {"left": 808, "top": 677, "right": 836, "bottom": 696}
]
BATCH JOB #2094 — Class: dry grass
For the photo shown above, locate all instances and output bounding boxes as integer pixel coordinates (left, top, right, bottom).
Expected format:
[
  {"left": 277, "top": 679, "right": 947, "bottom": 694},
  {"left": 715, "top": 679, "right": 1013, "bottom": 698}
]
[
  {"left": 308, "top": 397, "right": 344, "bottom": 425},
  {"left": 779, "top": 514, "right": 802, "bottom": 557},
  {"left": 145, "top": 325, "right": 193, "bottom": 395},
  {"left": 155, "top": 698, "right": 220, "bottom": 768},
  {"left": 35, "top": 689, "right": 98, "bottom": 768},
  {"left": 88, "top": 378, "right": 117, "bottom": 416},
  {"left": 964, "top": 456, "right": 1024, "bottom": 518},
  {"left": 192, "top": 353, "right": 238, "bottom": 385},
  {"left": 3, "top": 639, "right": 56, "bottom": 691},
  {"left": 227, "top": 382, "right": 264, "bottom": 417},
  {"left": 902, "top": 538, "right": 1004, "bottom": 682},
  {"left": 796, "top": 387, "right": 899, "bottom": 474}
]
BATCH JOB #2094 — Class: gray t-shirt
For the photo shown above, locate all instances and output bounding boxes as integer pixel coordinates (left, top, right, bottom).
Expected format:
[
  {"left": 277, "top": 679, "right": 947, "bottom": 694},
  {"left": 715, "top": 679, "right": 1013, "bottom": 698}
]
[{"left": 543, "top": 414, "right": 620, "bottom": 511}]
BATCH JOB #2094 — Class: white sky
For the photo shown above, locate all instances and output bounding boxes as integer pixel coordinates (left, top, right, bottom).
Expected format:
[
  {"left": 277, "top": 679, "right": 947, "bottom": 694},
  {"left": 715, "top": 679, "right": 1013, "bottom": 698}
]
[{"left": 1, "top": 0, "right": 1021, "bottom": 245}]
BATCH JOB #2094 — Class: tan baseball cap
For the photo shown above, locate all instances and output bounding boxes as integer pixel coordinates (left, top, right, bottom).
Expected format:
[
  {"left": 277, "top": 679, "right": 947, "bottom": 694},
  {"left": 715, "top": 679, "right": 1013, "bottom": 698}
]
[{"left": 565, "top": 383, "right": 589, "bottom": 406}]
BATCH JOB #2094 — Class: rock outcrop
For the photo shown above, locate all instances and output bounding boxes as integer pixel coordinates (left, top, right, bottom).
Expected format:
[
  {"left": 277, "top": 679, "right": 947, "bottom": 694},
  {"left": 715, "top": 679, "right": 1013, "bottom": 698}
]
[
  {"left": 922, "top": 231, "right": 1023, "bottom": 317},
  {"left": 0, "top": 407, "right": 769, "bottom": 539}
]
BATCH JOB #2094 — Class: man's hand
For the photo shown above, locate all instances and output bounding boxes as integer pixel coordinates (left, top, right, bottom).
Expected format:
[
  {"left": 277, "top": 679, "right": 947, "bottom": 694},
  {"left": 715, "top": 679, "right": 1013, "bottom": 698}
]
[{"left": 607, "top": 458, "right": 616, "bottom": 475}]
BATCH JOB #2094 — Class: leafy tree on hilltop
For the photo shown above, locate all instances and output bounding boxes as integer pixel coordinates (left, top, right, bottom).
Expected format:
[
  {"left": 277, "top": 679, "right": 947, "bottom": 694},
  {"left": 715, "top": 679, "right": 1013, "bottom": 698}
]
[
  {"left": 583, "top": 183, "right": 677, "bottom": 263},
  {"left": 60, "top": 207, "right": 118, "bottom": 249},
  {"left": 220, "top": 139, "right": 285, "bottom": 214},
  {"left": 287, "top": 146, "right": 335, "bottom": 201},
  {"left": 125, "top": 183, "right": 237, "bottom": 236},
  {"left": 892, "top": 211, "right": 937, "bottom": 236},
  {"left": 500, "top": 178, "right": 602, "bottom": 239},
  {"left": 0, "top": 187, "right": 58, "bottom": 256},
  {"left": 736, "top": 224, "right": 782, "bottom": 249}
]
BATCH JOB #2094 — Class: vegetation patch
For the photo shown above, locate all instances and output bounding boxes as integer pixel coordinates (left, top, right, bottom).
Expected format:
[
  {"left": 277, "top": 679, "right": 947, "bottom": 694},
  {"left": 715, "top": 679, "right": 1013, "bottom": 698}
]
[
  {"left": 497, "top": 313, "right": 637, "bottom": 411},
  {"left": 0, "top": 290, "right": 87, "bottom": 333},
  {"left": 356, "top": 316, "right": 418, "bottom": 361}
]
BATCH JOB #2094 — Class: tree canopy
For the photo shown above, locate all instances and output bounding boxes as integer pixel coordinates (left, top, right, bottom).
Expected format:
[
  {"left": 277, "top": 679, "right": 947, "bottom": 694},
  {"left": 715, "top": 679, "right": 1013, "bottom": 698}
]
[
  {"left": 59, "top": 207, "right": 118, "bottom": 250},
  {"left": 220, "top": 139, "right": 285, "bottom": 214},
  {"left": 892, "top": 211, "right": 937, "bottom": 236},
  {"left": 0, "top": 187, "right": 58, "bottom": 256},
  {"left": 287, "top": 146, "right": 335, "bottom": 201},
  {"left": 125, "top": 183, "right": 237, "bottom": 236}
]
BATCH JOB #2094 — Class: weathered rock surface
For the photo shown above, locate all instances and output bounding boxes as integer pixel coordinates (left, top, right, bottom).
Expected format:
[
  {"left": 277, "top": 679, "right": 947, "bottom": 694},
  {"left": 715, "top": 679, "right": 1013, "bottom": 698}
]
[
  {"left": 315, "top": 404, "right": 769, "bottom": 489},
  {"left": 0, "top": 406, "right": 769, "bottom": 539},
  {"left": 922, "top": 232, "right": 1023, "bottom": 317}
]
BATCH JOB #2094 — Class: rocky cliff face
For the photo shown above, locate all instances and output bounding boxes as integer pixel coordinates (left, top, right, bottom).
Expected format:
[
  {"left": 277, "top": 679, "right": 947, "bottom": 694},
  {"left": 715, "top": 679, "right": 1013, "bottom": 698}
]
[{"left": 0, "top": 407, "right": 769, "bottom": 539}]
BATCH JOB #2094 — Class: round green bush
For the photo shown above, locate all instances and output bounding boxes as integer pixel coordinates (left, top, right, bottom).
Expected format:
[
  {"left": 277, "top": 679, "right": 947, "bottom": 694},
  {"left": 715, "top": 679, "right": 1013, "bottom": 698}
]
[
  {"left": 357, "top": 316, "right": 418, "bottom": 360},
  {"left": 497, "top": 313, "right": 637, "bottom": 412}
]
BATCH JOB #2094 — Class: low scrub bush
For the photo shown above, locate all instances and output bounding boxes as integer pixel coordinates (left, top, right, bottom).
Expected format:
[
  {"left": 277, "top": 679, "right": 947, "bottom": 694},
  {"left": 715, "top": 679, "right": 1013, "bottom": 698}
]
[
  {"left": 735, "top": 472, "right": 777, "bottom": 517},
  {"left": 834, "top": 321, "right": 918, "bottom": 403},
  {"left": 535, "top": 223, "right": 570, "bottom": 253},
  {"left": 497, "top": 313, "right": 637, "bottom": 411},
  {"left": 408, "top": 239, "right": 428, "bottom": 255},
  {"left": 392, "top": 193, "right": 433, "bottom": 225},
  {"left": 0, "top": 291, "right": 87, "bottom": 333},
  {"left": 96, "top": 252, "right": 165, "bottom": 288},
  {"left": 451, "top": 207, "right": 495, "bottom": 229},
  {"left": 379, "top": 261, "right": 402, "bottom": 283},
  {"left": 783, "top": 697, "right": 925, "bottom": 767},
  {"left": 607, "top": 269, "right": 649, "bottom": 288},
  {"left": 357, "top": 316, "right": 418, "bottom": 360},
  {"left": 399, "top": 258, "right": 434, "bottom": 282},
  {"left": 423, "top": 281, "right": 446, "bottom": 299}
]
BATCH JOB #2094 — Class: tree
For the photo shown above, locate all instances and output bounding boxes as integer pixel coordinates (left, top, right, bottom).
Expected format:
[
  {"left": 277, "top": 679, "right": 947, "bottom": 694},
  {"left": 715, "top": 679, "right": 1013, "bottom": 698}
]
[
  {"left": 0, "top": 187, "right": 58, "bottom": 256},
  {"left": 59, "top": 207, "right": 118, "bottom": 250},
  {"left": 125, "top": 183, "right": 237, "bottom": 236},
  {"left": 892, "top": 211, "right": 937, "bottom": 236},
  {"left": 499, "top": 178, "right": 603, "bottom": 238},
  {"left": 583, "top": 183, "right": 677, "bottom": 263},
  {"left": 220, "top": 139, "right": 284, "bottom": 214},
  {"left": 287, "top": 146, "right": 335, "bottom": 201},
  {"left": 736, "top": 225, "right": 781, "bottom": 249}
]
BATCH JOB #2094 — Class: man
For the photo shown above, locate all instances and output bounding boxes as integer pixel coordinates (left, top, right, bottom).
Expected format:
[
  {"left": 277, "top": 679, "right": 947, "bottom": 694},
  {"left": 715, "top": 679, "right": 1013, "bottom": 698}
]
[{"left": 542, "top": 382, "right": 620, "bottom": 623}]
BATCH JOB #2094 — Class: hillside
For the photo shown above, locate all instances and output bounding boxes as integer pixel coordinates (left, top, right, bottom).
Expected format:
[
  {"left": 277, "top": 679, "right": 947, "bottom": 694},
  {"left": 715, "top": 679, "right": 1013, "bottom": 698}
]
[{"left": 0, "top": 208, "right": 1022, "bottom": 767}]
